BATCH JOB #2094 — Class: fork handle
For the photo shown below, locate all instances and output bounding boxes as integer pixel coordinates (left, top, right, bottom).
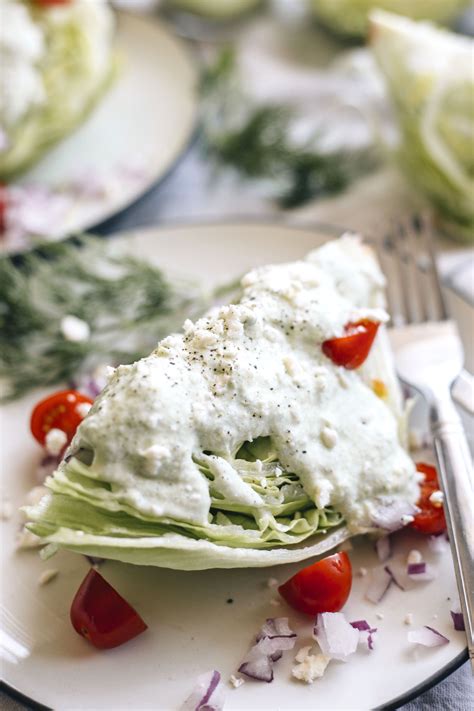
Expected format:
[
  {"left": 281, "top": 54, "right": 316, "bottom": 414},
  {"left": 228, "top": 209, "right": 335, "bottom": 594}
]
[{"left": 430, "top": 397, "right": 474, "bottom": 670}]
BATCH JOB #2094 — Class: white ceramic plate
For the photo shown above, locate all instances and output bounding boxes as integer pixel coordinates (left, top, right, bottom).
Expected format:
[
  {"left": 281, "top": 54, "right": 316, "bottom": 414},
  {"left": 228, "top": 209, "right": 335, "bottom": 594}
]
[
  {"left": 4, "top": 13, "right": 197, "bottom": 253},
  {"left": 0, "top": 224, "right": 467, "bottom": 710}
]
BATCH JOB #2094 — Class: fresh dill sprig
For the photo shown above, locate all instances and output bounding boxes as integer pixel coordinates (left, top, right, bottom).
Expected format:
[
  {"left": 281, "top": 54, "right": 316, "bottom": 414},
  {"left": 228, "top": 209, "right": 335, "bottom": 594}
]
[
  {"left": 0, "top": 235, "right": 227, "bottom": 401},
  {"left": 200, "top": 48, "right": 377, "bottom": 207}
]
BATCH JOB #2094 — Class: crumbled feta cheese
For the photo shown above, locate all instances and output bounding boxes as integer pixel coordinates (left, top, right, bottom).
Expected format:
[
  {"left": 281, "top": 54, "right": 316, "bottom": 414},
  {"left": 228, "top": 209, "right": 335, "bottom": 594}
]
[
  {"left": 16, "top": 527, "right": 41, "bottom": 549},
  {"left": 320, "top": 426, "right": 338, "bottom": 449},
  {"left": 0, "top": 499, "right": 13, "bottom": 520},
  {"left": 60, "top": 315, "right": 90, "bottom": 342},
  {"left": 295, "top": 646, "right": 313, "bottom": 663},
  {"left": 429, "top": 490, "right": 444, "bottom": 507},
  {"left": 229, "top": 675, "right": 244, "bottom": 689},
  {"left": 404, "top": 613, "right": 413, "bottom": 625},
  {"left": 401, "top": 514, "right": 415, "bottom": 525},
  {"left": 76, "top": 402, "right": 92, "bottom": 418},
  {"left": 267, "top": 577, "right": 278, "bottom": 588},
  {"left": 292, "top": 649, "right": 331, "bottom": 684},
  {"left": 359, "top": 567, "right": 368, "bottom": 577},
  {"left": 38, "top": 568, "right": 58, "bottom": 586},
  {"left": 314, "top": 478, "right": 333, "bottom": 509},
  {"left": 407, "top": 549, "right": 423, "bottom": 565},
  {"left": 45, "top": 428, "right": 67, "bottom": 455}
]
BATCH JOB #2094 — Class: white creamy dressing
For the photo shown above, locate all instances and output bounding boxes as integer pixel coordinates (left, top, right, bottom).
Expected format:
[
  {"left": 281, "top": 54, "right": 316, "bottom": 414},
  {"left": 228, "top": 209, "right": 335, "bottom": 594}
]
[
  {"left": 71, "top": 236, "right": 418, "bottom": 533},
  {"left": 0, "top": 1, "right": 46, "bottom": 129}
]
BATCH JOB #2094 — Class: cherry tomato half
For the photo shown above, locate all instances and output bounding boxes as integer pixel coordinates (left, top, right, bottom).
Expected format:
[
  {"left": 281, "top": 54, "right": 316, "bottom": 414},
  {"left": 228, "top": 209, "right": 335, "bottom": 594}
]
[
  {"left": 322, "top": 320, "right": 380, "bottom": 370},
  {"left": 278, "top": 552, "right": 352, "bottom": 616},
  {"left": 410, "top": 462, "right": 446, "bottom": 535},
  {"left": 30, "top": 390, "right": 93, "bottom": 447},
  {"left": 70, "top": 569, "right": 148, "bottom": 650}
]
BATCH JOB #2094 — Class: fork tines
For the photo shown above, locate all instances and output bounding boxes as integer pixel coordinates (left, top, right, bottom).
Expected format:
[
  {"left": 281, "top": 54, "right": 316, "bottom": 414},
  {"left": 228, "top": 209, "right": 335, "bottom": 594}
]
[{"left": 372, "top": 214, "right": 448, "bottom": 327}]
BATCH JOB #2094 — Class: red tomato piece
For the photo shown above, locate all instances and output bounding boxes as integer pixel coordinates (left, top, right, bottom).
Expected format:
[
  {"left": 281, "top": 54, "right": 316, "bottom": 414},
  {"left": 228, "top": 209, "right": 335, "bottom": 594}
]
[
  {"left": 70, "top": 569, "right": 148, "bottom": 650},
  {"left": 322, "top": 319, "right": 380, "bottom": 370},
  {"left": 278, "top": 552, "right": 352, "bottom": 616},
  {"left": 410, "top": 462, "right": 446, "bottom": 535},
  {"left": 30, "top": 390, "right": 93, "bottom": 447}
]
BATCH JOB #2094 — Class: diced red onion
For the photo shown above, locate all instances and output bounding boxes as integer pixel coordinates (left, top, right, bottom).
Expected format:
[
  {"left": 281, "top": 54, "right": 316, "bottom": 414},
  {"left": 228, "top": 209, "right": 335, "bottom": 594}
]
[
  {"left": 407, "top": 562, "right": 436, "bottom": 582},
  {"left": 407, "top": 626, "right": 449, "bottom": 647},
  {"left": 350, "top": 620, "right": 377, "bottom": 650},
  {"left": 384, "top": 555, "right": 417, "bottom": 591},
  {"left": 350, "top": 620, "right": 371, "bottom": 631},
  {"left": 365, "top": 565, "right": 393, "bottom": 603},
  {"left": 375, "top": 536, "right": 392, "bottom": 562},
  {"left": 181, "top": 670, "right": 225, "bottom": 711},
  {"left": 450, "top": 604, "right": 465, "bottom": 632},
  {"left": 239, "top": 619, "right": 296, "bottom": 682},
  {"left": 371, "top": 501, "right": 419, "bottom": 532},
  {"left": 313, "top": 613, "right": 359, "bottom": 661},
  {"left": 257, "top": 618, "right": 297, "bottom": 640}
]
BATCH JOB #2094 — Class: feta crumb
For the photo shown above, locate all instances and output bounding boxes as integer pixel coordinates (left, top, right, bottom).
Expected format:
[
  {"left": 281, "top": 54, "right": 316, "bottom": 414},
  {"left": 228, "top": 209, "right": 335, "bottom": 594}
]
[
  {"left": 376, "top": 612, "right": 384, "bottom": 620},
  {"left": 404, "top": 613, "right": 413, "bottom": 625},
  {"left": 38, "top": 568, "right": 58, "bottom": 586},
  {"left": 292, "top": 650, "right": 331, "bottom": 684},
  {"left": 16, "top": 527, "right": 42, "bottom": 549},
  {"left": 60, "top": 315, "right": 90, "bottom": 342},
  {"left": 0, "top": 499, "right": 13, "bottom": 521},
  {"left": 401, "top": 514, "right": 415, "bottom": 525},
  {"left": 269, "top": 598, "right": 281, "bottom": 607},
  {"left": 295, "top": 646, "right": 313, "bottom": 663},
  {"left": 267, "top": 577, "right": 278, "bottom": 588},
  {"left": 45, "top": 428, "right": 67, "bottom": 455},
  {"left": 76, "top": 402, "right": 92, "bottom": 419},
  {"left": 320, "top": 426, "right": 338, "bottom": 449},
  {"left": 429, "top": 490, "right": 444, "bottom": 507},
  {"left": 359, "top": 567, "right": 368, "bottom": 577},
  {"left": 407, "top": 549, "right": 423, "bottom": 565},
  {"left": 229, "top": 675, "right": 244, "bottom": 689}
]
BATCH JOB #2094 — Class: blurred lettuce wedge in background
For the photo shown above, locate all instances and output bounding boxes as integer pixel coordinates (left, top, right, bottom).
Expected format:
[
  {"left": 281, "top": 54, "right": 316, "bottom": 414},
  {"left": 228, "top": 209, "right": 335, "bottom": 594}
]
[
  {"left": 370, "top": 10, "right": 474, "bottom": 243},
  {"left": 309, "top": 0, "right": 470, "bottom": 39},
  {"left": 0, "top": 1, "right": 116, "bottom": 180},
  {"left": 163, "top": 0, "right": 263, "bottom": 20}
]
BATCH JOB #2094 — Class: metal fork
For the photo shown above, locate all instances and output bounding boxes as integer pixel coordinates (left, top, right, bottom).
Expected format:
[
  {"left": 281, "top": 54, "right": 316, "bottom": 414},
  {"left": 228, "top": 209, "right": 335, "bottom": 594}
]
[{"left": 373, "top": 215, "right": 474, "bottom": 669}]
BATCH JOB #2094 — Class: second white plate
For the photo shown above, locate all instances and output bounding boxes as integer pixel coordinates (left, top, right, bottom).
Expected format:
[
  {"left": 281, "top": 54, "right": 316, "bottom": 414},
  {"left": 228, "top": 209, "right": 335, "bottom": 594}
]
[{"left": 5, "top": 13, "right": 197, "bottom": 252}]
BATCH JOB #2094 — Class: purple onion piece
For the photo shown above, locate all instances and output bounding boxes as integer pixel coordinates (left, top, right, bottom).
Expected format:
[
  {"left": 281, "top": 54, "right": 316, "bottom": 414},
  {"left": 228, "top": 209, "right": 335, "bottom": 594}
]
[
  {"left": 238, "top": 659, "right": 273, "bottom": 683},
  {"left": 407, "top": 562, "right": 426, "bottom": 575},
  {"left": 350, "top": 620, "right": 371, "bottom": 631},
  {"left": 313, "top": 612, "right": 359, "bottom": 660},
  {"left": 181, "top": 670, "right": 224, "bottom": 711},
  {"left": 375, "top": 536, "right": 392, "bottom": 563},
  {"left": 450, "top": 610, "right": 465, "bottom": 632},
  {"left": 366, "top": 566, "right": 393, "bottom": 603},
  {"left": 371, "top": 500, "right": 419, "bottom": 532},
  {"left": 407, "top": 626, "right": 450, "bottom": 647}
]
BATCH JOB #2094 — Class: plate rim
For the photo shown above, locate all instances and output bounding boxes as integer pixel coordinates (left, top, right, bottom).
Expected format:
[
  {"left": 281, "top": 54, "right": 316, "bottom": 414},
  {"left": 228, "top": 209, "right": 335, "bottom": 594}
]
[
  {"left": 1, "top": 220, "right": 468, "bottom": 709},
  {"left": 3, "top": 10, "right": 199, "bottom": 255}
]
